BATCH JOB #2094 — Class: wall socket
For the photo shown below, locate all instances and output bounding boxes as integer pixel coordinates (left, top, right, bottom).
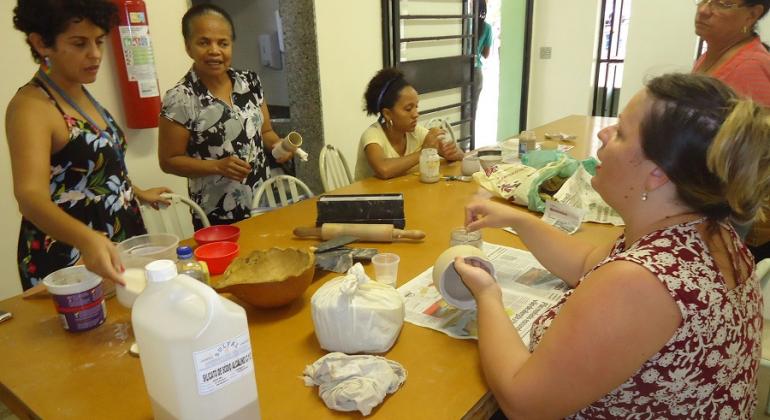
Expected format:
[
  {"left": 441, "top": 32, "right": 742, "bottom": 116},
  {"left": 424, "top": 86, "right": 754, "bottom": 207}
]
[{"left": 540, "top": 46, "right": 552, "bottom": 59}]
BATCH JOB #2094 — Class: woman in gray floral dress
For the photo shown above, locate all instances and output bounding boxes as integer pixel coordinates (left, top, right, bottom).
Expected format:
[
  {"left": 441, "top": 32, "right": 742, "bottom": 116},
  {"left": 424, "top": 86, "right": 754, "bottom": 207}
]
[{"left": 158, "top": 4, "right": 291, "bottom": 228}]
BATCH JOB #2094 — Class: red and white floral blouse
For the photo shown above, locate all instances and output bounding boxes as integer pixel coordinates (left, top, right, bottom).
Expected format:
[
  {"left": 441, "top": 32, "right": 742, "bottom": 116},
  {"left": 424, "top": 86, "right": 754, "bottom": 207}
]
[{"left": 530, "top": 219, "right": 761, "bottom": 419}]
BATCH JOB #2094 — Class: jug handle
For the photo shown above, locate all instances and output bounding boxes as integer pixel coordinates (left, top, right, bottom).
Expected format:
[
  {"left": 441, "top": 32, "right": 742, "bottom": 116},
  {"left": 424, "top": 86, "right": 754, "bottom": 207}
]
[{"left": 176, "top": 274, "right": 221, "bottom": 338}]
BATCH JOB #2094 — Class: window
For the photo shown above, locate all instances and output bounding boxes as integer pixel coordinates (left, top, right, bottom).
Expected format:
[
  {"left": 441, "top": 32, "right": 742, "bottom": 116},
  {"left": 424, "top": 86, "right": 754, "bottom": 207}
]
[{"left": 591, "top": 0, "right": 632, "bottom": 117}]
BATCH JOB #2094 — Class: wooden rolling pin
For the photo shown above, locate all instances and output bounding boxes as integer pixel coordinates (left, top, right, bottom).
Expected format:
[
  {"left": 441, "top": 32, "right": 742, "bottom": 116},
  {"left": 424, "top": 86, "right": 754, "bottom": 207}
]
[{"left": 293, "top": 223, "right": 425, "bottom": 242}]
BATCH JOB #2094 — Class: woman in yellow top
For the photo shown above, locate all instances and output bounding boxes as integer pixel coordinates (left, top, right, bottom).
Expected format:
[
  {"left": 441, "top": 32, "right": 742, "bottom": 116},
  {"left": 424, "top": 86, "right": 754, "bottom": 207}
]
[{"left": 354, "top": 68, "right": 464, "bottom": 181}]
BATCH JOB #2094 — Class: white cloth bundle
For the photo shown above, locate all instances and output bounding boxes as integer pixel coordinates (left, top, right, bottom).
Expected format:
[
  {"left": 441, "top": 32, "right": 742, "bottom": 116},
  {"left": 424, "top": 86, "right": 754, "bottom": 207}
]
[
  {"left": 311, "top": 263, "right": 404, "bottom": 353},
  {"left": 302, "top": 352, "right": 407, "bottom": 416}
]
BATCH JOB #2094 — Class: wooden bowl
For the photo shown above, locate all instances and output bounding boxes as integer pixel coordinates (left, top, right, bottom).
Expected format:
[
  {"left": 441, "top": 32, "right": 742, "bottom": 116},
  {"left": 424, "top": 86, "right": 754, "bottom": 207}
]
[{"left": 211, "top": 247, "right": 315, "bottom": 308}]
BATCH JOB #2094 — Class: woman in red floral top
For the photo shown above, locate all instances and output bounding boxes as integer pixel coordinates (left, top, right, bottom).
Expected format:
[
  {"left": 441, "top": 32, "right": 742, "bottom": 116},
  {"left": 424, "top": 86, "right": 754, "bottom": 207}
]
[{"left": 456, "top": 73, "right": 770, "bottom": 419}]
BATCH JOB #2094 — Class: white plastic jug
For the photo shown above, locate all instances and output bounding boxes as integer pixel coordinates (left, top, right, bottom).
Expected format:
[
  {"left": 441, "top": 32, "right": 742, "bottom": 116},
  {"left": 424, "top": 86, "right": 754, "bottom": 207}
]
[{"left": 132, "top": 260, "right": 260, "bottom": 420}]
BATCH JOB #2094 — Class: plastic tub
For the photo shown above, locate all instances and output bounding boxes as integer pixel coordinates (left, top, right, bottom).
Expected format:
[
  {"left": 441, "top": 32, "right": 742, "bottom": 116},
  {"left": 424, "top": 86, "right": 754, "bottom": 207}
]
[
  {"left": 194, "top": 225, "right": 240, "bottom": 246},
  {"left": 117, "top": 233, "right": 179, "bottom": 270},
  {"left": 195, "top": 241, "right": 240, "bottom": 275},
  {"left": 43, "top": 265, "right": 107, "bottom": 332}
]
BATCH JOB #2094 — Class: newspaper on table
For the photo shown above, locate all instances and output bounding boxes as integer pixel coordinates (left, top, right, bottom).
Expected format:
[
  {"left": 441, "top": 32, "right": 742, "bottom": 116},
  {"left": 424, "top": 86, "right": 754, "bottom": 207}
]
[
  {"left": 553, "top": 165, "right": 624, "bottom": 226},
  {"left": 503, "top": 200, "right": 585, "bottom": 236},
  {"left": 398, "top": 243, "right": 569, "bottom": 346}
]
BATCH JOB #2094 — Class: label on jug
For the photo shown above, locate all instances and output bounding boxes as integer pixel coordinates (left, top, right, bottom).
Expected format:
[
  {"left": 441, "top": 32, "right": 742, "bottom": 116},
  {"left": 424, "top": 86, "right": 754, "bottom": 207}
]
[{"left": 193, "top": 334, "right": 254, "bottom": 395}]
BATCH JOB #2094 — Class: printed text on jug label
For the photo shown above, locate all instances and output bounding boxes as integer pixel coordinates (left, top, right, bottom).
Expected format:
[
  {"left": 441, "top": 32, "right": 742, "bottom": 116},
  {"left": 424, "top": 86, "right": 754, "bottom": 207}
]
[{"left": 193, "top": 334, "right": 254, "bottom": 395}]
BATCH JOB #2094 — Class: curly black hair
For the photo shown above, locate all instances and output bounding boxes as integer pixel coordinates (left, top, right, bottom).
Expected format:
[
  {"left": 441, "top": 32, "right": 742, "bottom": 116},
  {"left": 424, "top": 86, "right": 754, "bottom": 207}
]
[
  {"left": 13, "top": 0, "right": 118, "bottom": 63},
  {"left": 363, "top": 68, "right": 411, "bottom": 117},
  {"left": 182, "top": 3, "right": 236, "bottom": 43}
]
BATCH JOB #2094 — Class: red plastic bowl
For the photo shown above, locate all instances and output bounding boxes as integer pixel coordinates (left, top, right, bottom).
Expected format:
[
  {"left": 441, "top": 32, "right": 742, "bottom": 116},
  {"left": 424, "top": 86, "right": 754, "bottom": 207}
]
[
  {"left": 194, "top": 225, "right": 240, "bottom": 246},
  {"left": 194, "top": 241, "right": 239, "bottom": 275}
]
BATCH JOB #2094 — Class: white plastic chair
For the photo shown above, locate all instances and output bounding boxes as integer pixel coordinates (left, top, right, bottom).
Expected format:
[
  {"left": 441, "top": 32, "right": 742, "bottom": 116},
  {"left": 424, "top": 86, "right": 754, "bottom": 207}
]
[
  {"left": 139, "top": 193, "right": 210, "bottom": 239},
  {"left": 319, "top": 144, "right": 353, "bottom": 192},
  {"left": 251, "top": 175, "right": 314, "bottom": 216}
]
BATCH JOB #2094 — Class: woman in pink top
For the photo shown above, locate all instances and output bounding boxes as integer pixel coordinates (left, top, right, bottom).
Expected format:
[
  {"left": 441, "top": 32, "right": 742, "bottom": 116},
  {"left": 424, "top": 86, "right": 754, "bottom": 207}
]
[
  {"left": 455, "top": 74, "right": 770, "bottom": 418},
  {"left": 692, "top": 0, "right": 770, "bottom": 106}
]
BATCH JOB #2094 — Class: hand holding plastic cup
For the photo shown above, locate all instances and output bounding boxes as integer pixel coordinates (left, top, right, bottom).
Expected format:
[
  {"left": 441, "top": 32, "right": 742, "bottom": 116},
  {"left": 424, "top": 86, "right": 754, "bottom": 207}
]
[{"left": 371, "top": 253, "right": 400, "bottom": 288}]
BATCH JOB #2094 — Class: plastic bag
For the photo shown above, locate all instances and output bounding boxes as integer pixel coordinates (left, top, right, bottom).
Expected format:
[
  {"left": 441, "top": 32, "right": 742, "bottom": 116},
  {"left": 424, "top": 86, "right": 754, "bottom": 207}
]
[
  {"left": 474, "top": 152, "right": 598, "bottom": 213},
  {"left": 311, "top": 263, "right": 404, "bottom": 354}
]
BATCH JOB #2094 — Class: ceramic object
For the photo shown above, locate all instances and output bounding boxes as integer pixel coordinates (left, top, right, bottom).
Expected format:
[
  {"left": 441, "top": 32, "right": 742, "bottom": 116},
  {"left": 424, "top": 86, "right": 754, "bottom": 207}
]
[
  {"left": 272, "top": 131, "right": 303, "bottom": 160},
  {"left": 194, "top": 241, "right": 239, "bottom": 275},
  {"left": 461, "top": 155, "right": 481, "bottom": 176},
  {"left": 194, "top": 225, "right": 240, "bottom": 245},
  {"left": 432, "top": 245, "right": 495, "bottom": 309},
  {"left": 212, "top": 247, "right": 316, "bottom": 308}
]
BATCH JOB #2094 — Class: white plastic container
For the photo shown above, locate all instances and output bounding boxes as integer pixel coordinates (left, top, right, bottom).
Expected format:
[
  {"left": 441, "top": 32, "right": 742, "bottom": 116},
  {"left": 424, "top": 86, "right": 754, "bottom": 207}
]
[{"left": 132, "top": 260, "right": 260, "bottom": 420}]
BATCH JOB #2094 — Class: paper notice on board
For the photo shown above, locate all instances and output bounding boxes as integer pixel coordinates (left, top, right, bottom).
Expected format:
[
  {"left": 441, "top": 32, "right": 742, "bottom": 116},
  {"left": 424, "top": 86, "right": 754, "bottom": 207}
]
[{"left": 118, "top": 26, "right": 159, "bottom": 98}]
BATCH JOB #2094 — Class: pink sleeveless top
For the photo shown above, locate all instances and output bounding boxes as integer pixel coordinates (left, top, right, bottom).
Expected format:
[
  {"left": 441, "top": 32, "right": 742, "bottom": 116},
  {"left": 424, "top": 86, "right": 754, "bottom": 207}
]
[{"left": 530, "top": 219, "right": 761, "bottom": 419}]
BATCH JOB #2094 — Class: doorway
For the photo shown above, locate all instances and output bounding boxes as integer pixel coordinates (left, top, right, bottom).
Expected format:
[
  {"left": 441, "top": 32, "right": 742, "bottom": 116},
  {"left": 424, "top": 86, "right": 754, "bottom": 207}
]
[{"left": 475, "top": 0, "right": 529, "bottom": 147}]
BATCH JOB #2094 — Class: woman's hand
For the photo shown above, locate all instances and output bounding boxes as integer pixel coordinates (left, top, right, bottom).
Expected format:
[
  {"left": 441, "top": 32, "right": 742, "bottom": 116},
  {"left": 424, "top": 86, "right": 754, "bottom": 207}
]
[
  {"left": 77, "top": 231, "right": 125, "bottom": 286},
  {"left": 135, "top": 186, "right": 173, "bottom": 209},
  {"left": 465, "top": 198, "right": 518, "bottom": 231},
  {"left": 215, "top": 156, "right": 252, "bottom": 181},
  {"left": 422, "top": 127, "right": 444, "bottom": 149},
  {"left": 439, "top": 141, "right": 465, "bottom": 161},
  {"left": 453, "top": 256, "right": 501, "bottom": 300}
]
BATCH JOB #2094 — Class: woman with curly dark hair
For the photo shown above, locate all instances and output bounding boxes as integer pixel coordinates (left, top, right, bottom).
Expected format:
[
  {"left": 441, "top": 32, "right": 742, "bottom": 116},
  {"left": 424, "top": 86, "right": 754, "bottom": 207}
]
[
  {"left": 6, "top": 0, "right": 171, "bottom": 290},
  {"left": 354, "top": 67, "right": 465, "bottom": 180}
]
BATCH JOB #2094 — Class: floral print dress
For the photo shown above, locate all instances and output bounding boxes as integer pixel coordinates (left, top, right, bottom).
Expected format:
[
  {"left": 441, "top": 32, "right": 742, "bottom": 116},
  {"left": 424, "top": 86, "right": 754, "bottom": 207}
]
[
  {"left": 160, "top": 68, "right": 269, "bottom": 227},
  {"left": 16, "top": 81, "right": 146, "bottom": 291},
  {"left": 529, "top": 219, "right": 761, "bottom": 419}
]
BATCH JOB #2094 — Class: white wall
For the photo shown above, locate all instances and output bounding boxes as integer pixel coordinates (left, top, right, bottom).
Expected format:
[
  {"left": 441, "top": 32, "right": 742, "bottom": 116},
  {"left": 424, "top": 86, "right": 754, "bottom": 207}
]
[
  {"left": 526, "top": 0, "right": 602, "bottom": 128},
  {"left": 314, "top": 0, "right": 383, "bottom": 170},
  {"left": 218, "top": 0, "right": 290, "bottom": 106},
  {"left": 618, "top": 1, "right": 701, "bottom": 110},
  {"left": 620, "top": 3, "right": 770, "bottom": 109},
  {"left": 0, "top": 0, "right": 192, "bottom": 300}
]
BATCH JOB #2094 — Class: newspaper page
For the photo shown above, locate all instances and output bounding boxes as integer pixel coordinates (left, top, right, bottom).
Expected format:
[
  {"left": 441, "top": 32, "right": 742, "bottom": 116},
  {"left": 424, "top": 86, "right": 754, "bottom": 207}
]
[
  {"left": 502, "top": 201, "right": 585, "bottom": 236},
  {"left": 553, "top": 165, "right": 625, "bottom": 226},
  {"left": 398, "top": 243, "right": 569, "bottom": 345}
]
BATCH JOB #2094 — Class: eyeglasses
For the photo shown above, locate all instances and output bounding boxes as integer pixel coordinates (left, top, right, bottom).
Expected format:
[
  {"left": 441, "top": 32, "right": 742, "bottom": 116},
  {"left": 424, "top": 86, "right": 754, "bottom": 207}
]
[{"left": 694, "top": 0, "right": 746, "bottom": 10}]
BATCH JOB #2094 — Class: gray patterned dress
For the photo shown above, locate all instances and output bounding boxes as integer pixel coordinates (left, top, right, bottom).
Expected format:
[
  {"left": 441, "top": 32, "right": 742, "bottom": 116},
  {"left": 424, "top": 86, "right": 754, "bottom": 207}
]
[{"left": 160, "top": 68, "right": 269, "bottom": 226}]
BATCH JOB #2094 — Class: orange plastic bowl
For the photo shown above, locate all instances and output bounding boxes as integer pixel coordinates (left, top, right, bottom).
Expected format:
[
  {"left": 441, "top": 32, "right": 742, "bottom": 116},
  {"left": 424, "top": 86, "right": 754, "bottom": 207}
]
[
  {"left": 194, "top": 225, "right": 240, "bottom": 246},
  {"left": 194, "top": 241, "right": 239, "bottom": 275}
]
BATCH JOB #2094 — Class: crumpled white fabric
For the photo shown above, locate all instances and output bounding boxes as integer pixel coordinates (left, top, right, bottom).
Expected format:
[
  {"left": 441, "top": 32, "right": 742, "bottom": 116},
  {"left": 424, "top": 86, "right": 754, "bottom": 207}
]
[
  {"left": 311, "top": 263, "right": 404, "bottom": 353},
  {"left": 302, "top": 352, "right": 407, "bottom": 416}
]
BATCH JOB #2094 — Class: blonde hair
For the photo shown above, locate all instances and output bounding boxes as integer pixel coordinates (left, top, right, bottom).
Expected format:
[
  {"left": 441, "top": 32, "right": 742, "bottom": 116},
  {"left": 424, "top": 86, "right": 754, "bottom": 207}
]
[
  {"left": 707, "top": 100, "right": 770, "bottom": 223},
  {"left": 642, "top": 73, "right": 770, "bottom": 224}
]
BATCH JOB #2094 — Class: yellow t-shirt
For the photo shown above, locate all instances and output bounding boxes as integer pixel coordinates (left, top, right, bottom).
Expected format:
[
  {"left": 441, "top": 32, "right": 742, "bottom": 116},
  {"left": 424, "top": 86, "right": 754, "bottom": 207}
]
[{"left": 354, "top": 122, "right": 429, "bottom": 181}]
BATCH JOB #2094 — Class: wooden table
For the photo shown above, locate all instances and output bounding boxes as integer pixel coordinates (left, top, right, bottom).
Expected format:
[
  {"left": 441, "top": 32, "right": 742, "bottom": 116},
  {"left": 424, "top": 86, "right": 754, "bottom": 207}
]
[{"left": 0, "top": 115, "right": 619, "bottom": 419}]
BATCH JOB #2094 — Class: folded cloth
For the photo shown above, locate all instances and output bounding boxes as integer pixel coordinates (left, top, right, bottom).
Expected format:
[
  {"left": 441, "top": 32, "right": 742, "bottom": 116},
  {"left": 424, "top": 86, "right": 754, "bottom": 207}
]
[{"left": 302, "top": 352, "right": 407, "bottom": 416}]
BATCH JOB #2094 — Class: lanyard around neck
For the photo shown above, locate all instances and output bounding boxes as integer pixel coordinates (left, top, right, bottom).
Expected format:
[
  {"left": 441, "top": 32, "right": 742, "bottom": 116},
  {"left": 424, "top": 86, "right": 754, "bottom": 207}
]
[
  {"left": 36, "top": 69, "right": 127, "bottom": 171},
  {"left": 36, "top": 70, "right": 118, "bottom": 135}
]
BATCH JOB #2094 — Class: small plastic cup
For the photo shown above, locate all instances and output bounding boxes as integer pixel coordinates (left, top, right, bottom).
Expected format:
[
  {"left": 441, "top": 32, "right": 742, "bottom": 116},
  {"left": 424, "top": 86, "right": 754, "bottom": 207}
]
[{"left": 371, "top": 253, "right": 400, "bottom": 287}]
